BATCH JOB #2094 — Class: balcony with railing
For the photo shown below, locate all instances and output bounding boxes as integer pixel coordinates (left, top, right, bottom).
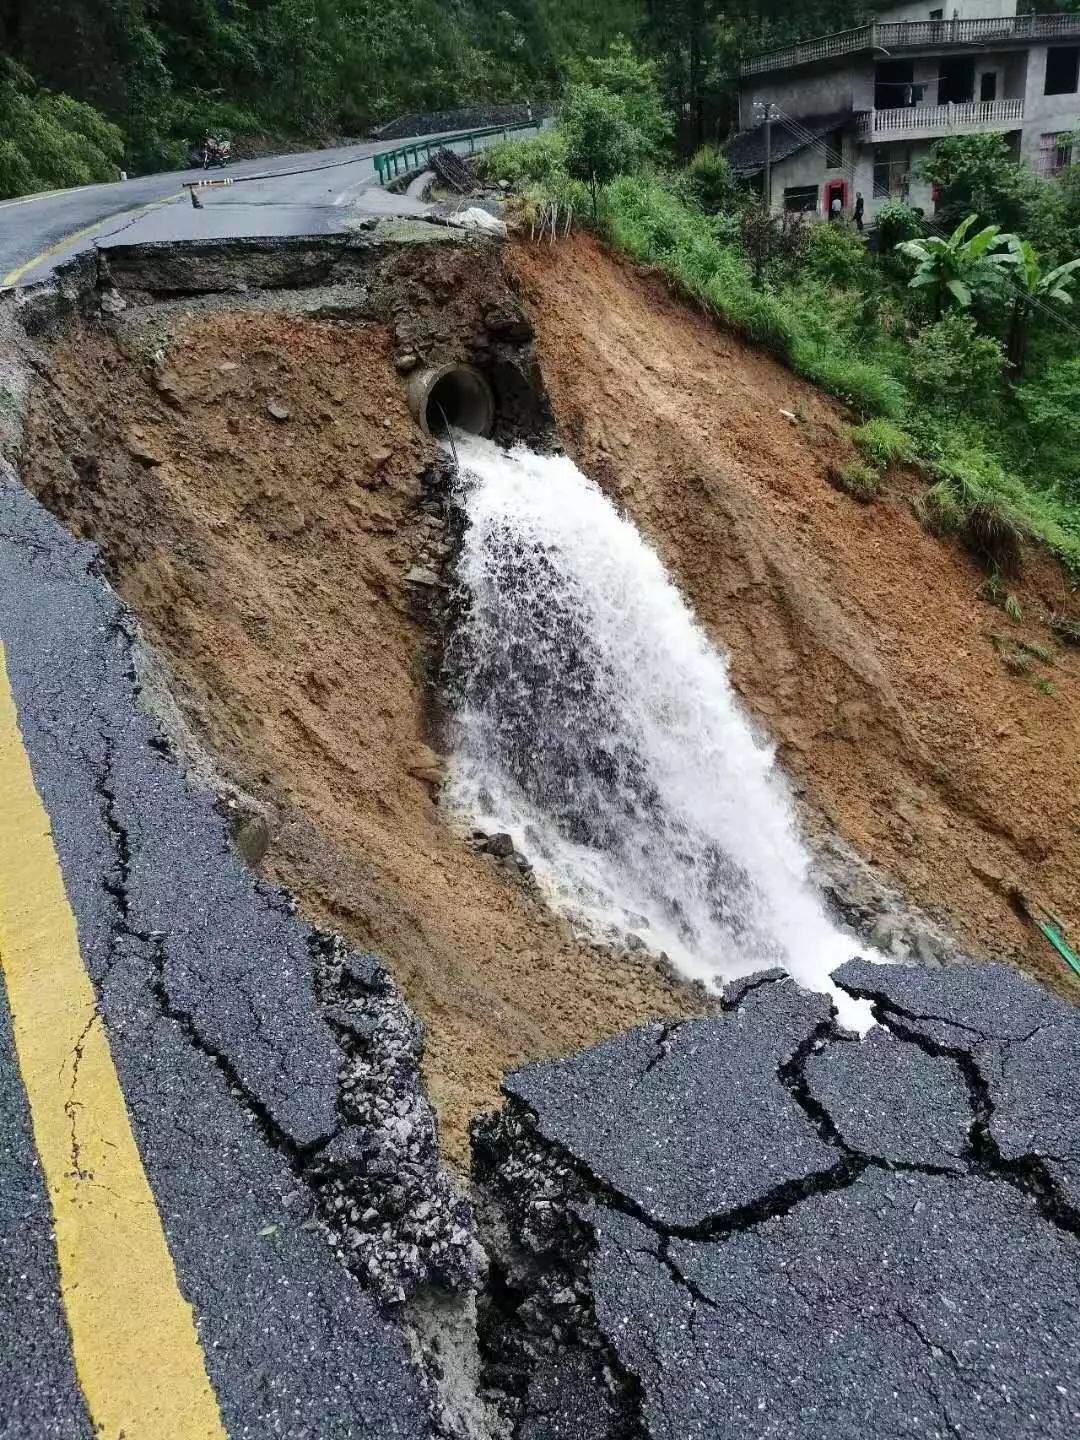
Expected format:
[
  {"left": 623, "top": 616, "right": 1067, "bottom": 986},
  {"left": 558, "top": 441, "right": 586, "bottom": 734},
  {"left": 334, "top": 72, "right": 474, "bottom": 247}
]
[
  {"left": 740, "top": 12, "right": 1080, "bottom": 77},
  {"left": 857, "top": 97, "right": 1024, "bottom": 143}
]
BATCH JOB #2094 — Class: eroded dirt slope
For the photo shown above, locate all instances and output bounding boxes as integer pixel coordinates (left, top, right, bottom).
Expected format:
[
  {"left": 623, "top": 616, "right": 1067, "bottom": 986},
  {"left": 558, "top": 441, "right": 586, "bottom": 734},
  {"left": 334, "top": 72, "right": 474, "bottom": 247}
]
[
  {"left": 510, "top": 232, "right": 1080, "bottom": 995},
  {"left": 23, "top": 307, "right": 697, "bottom": 1164}
]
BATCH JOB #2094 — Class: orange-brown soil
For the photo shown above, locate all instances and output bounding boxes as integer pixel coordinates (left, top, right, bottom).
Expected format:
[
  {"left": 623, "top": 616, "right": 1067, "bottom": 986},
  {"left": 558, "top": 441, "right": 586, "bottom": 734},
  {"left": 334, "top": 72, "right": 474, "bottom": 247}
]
[
  {"left": 509, "top": 231, "right": 1080, "bottom": 999},
  {"left": 22, "top": 232, "right": 1079, "bottom": 1163},
  {"left": 23, "top": 306, "right": 698, "bottom": 1166}
]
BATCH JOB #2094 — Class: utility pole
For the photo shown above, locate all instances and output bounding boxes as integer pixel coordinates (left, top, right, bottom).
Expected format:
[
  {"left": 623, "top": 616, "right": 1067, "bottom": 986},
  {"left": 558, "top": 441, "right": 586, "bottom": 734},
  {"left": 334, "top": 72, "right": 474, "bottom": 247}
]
[{"left": 753, "top": 101, "right": 778, "bottom": 213}]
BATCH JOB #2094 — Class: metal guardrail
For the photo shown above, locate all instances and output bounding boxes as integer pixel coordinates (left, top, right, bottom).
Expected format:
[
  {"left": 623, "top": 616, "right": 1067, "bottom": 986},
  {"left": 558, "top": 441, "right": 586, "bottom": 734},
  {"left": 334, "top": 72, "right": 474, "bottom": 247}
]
[
  {"left": 740, "top": 11, "right": 1080, "bottom": 76},
  {"left": 373, "top": 119, "right": 543, "bottom": 185}
]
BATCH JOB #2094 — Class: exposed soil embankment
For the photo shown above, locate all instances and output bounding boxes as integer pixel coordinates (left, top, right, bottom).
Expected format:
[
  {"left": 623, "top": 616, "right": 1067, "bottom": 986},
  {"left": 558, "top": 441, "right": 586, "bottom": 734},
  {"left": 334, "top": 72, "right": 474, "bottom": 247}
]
[
  {"left": 509, "top": 233, "right": 1080, "bottom": 995},
  {"left": 21, "top": 281, "right": 697, "bottom": 1165}
]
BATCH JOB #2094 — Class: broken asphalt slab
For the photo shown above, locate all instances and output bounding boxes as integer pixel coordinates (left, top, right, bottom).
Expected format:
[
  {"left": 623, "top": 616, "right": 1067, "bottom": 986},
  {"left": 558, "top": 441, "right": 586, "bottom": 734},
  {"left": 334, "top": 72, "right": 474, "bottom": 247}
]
[
  {"left": 836, "top": 957, "right": 1080, "bottom": 1210},
  {"left": 0, "top": 468, "right": 452, "bottom": 1434},
  {"left": 480, "top": 967, "right": 1080, "bottom": 1439}
]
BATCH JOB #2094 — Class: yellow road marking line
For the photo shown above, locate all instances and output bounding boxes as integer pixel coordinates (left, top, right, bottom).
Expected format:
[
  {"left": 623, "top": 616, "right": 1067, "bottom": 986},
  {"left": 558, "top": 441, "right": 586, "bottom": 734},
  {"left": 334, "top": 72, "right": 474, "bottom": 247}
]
[
  {"left": 1, "top": 192, "right": 184, "bottom": 287},
  {"left": 0, "top": 642, "right": 227, "bottom": 1440}
]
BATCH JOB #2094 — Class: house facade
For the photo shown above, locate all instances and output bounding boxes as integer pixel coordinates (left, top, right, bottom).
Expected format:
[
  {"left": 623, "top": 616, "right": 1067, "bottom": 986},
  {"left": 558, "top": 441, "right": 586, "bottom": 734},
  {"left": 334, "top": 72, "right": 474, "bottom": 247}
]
[{"left": 730, "top": 2, "right": 1080, "bottom": 221}]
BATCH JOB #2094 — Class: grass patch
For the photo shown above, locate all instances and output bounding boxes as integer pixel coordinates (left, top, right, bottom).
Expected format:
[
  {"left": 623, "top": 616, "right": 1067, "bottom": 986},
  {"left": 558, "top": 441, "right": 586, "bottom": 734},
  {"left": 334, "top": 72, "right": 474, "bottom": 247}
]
[
  {"left": 917, "top": 442, "right": 1080, "bottom": 576},
  {"left": 830, "top": 459, "right": 881, "bottom": 503},
  {"left": 1018, "top": 638, "right": 1055, "bottom": 663},
  {"left": 599, "top": 174, "right": 901, "bottom": 415},
  {"left": 851, "top": 418, "right": 914, "bottom": 467},
  {"left": 1049, "top": 614, "right": 1080, "bottom": 646},
  {"left": 1002, "top": 649, "right": 1035, "bottom": 675}
]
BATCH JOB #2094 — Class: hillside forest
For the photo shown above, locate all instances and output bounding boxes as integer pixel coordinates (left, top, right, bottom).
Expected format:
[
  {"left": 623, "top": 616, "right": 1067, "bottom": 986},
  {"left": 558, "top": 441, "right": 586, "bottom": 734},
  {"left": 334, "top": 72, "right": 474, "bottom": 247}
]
[{"left": 0, "top": 1, "right": 863, "bottom": 194}]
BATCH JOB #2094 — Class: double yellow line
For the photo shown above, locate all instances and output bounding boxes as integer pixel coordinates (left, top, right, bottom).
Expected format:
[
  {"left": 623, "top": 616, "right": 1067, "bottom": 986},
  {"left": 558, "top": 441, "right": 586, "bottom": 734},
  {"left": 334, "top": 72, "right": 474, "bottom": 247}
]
[{"left": 0, "top": 643, "right": 226, "bottom": 1437}]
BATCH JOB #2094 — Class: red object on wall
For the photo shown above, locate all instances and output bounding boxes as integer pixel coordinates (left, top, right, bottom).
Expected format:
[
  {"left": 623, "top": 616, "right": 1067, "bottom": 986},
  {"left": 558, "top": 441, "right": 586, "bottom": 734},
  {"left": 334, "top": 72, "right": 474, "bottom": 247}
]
[{"left": 825, "top": 178, "right": 848, "bottom": 215}]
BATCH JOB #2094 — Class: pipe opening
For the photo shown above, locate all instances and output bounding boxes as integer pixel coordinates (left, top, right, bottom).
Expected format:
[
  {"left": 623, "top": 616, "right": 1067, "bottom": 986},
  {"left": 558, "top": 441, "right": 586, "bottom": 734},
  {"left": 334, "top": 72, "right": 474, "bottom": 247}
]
[{"left": 408, "top": 364, "right": 495, "bottom": 438}]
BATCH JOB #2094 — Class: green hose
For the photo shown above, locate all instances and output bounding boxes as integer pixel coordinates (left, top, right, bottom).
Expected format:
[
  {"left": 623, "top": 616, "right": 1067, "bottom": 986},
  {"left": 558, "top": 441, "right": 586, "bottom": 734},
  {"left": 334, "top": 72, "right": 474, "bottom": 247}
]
[{"left": 1033, "top": 913, "right": 1080, "bottom": 980}]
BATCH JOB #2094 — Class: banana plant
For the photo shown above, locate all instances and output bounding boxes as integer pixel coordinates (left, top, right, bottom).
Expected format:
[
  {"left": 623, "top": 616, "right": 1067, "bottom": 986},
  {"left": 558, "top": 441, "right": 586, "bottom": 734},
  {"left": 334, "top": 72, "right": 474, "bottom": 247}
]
[
  {"left": 1005, "top": 236, "right": 1080, "bottom": 376},
  {"left": 896, "top": 213, "right": 1017, "bottom": 318}
]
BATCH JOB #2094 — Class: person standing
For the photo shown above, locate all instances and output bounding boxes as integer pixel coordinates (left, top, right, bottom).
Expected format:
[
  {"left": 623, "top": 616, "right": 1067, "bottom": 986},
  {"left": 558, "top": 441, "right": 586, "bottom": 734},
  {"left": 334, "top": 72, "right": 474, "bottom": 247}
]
[{"left": 854, "top": 191, "right": 865, "bottom": 233}]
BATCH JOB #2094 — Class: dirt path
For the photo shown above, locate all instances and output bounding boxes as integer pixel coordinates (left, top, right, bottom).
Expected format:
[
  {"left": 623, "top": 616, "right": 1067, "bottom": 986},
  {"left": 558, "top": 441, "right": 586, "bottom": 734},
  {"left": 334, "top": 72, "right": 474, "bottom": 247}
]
[{"left": 509, "top": 233, "right": 1080, "bottom": 998}]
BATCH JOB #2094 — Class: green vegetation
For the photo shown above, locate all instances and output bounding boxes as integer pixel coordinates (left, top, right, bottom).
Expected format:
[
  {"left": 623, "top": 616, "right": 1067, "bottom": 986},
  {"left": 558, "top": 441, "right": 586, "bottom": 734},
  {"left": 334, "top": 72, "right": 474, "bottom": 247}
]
[
  {"left": 896, "top": 214, "right": 1015, "bottom": 316},
  {"left": 481, "top": 56, "right": 1080, "bottom": 578},
  {"left": 0, "top": 59, "right": 124, "bottom": 196},
  {"left": 0, "top": 1, "right": 864, "bottom": 193},
  {"left": 831, "top": 459, "right": 881, "bottom": 504},
  {"left": 851, "top": 419, "right": 912, "bottom": 468}
]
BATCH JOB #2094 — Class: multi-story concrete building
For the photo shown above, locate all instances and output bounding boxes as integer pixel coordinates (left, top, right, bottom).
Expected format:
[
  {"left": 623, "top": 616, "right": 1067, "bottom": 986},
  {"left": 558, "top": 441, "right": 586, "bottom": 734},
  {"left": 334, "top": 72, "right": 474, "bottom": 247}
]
[{"left": 729, "top": 2, "right": 1080, "bottom": 220}]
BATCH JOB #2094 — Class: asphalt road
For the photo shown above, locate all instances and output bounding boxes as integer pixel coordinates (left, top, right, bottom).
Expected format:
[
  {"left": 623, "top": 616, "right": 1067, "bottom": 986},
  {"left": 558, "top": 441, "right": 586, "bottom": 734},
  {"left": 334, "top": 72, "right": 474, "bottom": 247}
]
[
  {"left": 0, "top": 465, "right": 442, "bottom": 1436},
  {"left": 486, "top": 964, "right": 1080, "bottom": 1439},
  {"left": 0, "top": 128, "right": 505, "bottom": 287}
]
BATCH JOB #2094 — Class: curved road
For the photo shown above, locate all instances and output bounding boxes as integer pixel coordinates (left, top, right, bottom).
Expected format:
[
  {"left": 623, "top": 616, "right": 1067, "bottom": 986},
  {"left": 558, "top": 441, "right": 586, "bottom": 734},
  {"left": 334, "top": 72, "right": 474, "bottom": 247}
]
[{"left": 0, "top": 128, "right": 491, "bottom": 288}]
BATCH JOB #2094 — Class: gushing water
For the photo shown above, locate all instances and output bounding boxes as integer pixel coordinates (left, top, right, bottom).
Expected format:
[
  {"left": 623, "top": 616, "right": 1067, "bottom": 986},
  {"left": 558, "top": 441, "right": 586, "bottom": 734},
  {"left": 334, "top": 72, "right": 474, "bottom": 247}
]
[{"left": 445, "top": 434, "right": 872, "bottom": 1026}]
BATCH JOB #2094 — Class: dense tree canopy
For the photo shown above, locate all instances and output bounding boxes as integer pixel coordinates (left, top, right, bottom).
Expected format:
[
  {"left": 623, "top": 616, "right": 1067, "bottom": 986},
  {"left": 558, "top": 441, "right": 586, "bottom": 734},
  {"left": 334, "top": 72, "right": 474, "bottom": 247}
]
[{"left": 0, "top": 0, "right": 868, "bottom": 192}]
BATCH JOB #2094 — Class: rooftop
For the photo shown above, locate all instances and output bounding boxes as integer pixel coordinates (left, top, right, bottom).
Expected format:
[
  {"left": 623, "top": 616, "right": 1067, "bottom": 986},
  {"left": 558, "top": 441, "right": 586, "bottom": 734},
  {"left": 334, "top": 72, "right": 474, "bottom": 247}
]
[
  {"left": 726, "top": 109, "right": 853, "bottom": 178},
  {"left": 740, "top": 11, "right": 1080, "bottom": 78}
]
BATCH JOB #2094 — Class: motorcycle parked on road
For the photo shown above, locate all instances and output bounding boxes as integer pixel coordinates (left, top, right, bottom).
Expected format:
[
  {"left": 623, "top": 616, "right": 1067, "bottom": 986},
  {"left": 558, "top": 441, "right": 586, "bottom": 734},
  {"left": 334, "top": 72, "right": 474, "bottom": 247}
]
[{"left": 188, "top": 135, "right": 232, "bottom": 169}]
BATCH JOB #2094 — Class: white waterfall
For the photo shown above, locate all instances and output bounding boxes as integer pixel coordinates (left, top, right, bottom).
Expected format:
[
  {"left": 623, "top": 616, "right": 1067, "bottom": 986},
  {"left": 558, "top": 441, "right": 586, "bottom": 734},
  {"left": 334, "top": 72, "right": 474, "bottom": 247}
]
[{"left": 444, "top": 434, "right": 873, "bottom": 1028}]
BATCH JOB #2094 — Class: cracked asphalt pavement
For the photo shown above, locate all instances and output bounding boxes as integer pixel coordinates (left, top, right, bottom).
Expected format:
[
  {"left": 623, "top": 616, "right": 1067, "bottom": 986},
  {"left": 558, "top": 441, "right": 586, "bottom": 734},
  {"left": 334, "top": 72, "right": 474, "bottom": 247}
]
[
  {"left": 481, "top": 965, "right": 1080, "bottom": 1440},
  {"left": 0, "top": 473, "right": 435, "bottom": 1436},
  {"left": 0, "top": 126, "right": 522, "bottom": 288}
]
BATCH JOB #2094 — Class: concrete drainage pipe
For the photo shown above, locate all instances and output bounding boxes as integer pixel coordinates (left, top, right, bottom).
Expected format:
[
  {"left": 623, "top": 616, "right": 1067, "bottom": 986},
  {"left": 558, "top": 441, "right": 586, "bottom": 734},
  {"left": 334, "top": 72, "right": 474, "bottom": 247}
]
[{"left": 407, "top": 363, "right": 495, "bottom": 438}]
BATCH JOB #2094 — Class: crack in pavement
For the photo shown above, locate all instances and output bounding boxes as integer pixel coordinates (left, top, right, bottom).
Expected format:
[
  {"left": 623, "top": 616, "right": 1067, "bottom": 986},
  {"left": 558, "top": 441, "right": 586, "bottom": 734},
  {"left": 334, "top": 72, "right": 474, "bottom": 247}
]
[{"left": 836, "top": 980, "right": 1080, "bottom": 1239}]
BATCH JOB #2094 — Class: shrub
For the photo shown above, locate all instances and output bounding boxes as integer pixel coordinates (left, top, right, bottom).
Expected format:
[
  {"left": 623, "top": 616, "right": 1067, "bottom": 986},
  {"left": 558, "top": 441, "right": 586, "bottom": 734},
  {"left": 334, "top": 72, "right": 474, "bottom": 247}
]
[
  {"left": 561, "top": 83, "right": 646, "bottom": 216},
  {"left": 907, "top": 313, "right": 1005, "bottom": 411},
  {"left": 739, "top": 204, "right": 810, "bottom": 284},
  {"left": 479, "top": 131, "right": 568, "bottom": 187},
  {"left": 852, "top": 418, "right": 913, "bottom": 467},
  {"left": 565, "top": 38, "right": 673, "bottom": 161},
  {"left": 684, "top": 146, "right": 742, "bottom": 214},
  {"left": 918, "top": 133, "right": 1040, "bottom": 234},
  {"left": 803, "top": 220, "right": 869, "bottom": 287},
  {"left": 1016, "top": 356, "right": 1080, "bottom": 495},
  {"left": 874, "top": 199, "right": 922, "bottom": 253},
  {"left": 0, "top": 61, "right": 124, "bottom": 199}
]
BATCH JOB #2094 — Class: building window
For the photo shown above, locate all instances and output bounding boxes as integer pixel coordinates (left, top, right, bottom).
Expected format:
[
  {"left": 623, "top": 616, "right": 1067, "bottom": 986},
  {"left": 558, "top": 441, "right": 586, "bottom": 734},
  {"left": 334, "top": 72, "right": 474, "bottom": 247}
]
[
  {"left": 1045, "top": 46, "right": 1080, "bottom": 96},
  {"left": 825, "top": 130, "right": 843, "bottom": 169},
  {"left": 783, "top": 185, "right": 818, "bottom": 214},
  {"left": 980, "top": 71, "right": 997, "bottom": 102},
  {"left": 938, "top": 57, "right": 975, "bottom": 105},
  {"left": 929, "top": 9, "right": 943, "bottom": 18},
  {"left": 1038, "top": 132, "right": 1074, "bottom": 176},
  {"left": 873, "top": 145, "right": 912, "bottom": 200},
  {"left": 876, "top": 60, "right": 915, "bottom": 110}
]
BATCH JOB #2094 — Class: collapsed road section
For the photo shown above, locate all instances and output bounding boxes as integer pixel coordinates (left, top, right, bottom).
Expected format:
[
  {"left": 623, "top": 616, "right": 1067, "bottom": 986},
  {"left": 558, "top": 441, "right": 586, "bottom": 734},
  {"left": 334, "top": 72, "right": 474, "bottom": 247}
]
[
  {"left": 476, "top": 964, "right": 1080, "bottom": 1439},
  {"left": 0, "top": 219, "right": 1077, "bottom": 1438}
]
